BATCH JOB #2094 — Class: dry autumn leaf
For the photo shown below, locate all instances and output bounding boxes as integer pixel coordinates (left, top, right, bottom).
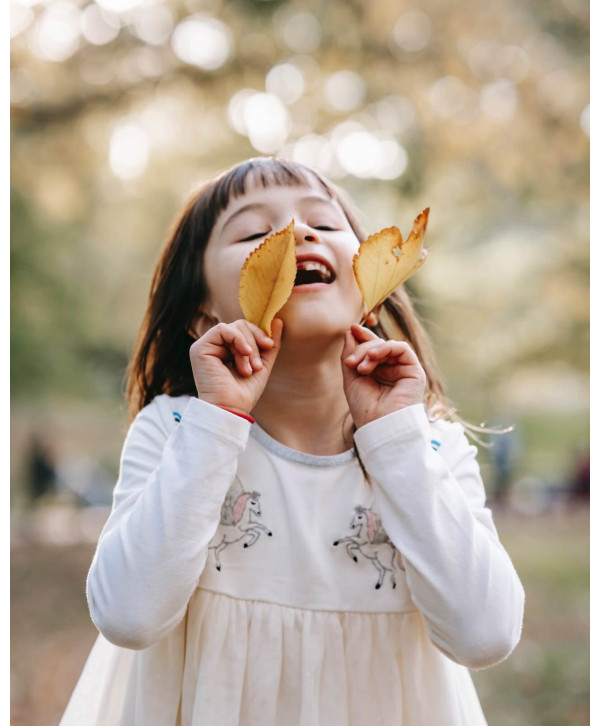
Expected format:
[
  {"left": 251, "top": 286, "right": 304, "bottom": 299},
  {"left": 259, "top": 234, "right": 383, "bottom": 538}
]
[
  {"left": 353, "top": 208, "right": 430, "bottom": 319},
  {"left": 238, "top": 220, "right": 297, "bottom": 336}
]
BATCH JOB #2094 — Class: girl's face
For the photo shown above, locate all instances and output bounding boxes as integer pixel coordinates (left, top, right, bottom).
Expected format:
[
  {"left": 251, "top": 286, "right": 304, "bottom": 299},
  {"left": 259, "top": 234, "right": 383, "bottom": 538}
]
[{"left": 200, "top": 175, "right": 365, "bottom": 340}]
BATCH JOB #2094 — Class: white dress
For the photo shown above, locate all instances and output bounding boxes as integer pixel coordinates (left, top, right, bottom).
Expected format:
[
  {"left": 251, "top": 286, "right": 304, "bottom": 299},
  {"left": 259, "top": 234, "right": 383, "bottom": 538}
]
[{"left": 60, "top": 395, "right": 524, "bottom": 726}]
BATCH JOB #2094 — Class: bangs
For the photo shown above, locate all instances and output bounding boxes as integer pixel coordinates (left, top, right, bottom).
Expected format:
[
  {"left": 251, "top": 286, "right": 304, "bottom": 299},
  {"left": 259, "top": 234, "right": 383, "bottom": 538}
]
[{"left": 203, "top": 157, "right": 332, "bottom": 224}]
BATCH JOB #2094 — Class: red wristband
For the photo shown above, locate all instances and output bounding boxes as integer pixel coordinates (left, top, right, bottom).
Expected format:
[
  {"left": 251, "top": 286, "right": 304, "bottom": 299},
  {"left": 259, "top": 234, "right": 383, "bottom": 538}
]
[{"left": 221, "top": 407, "right": 255, "bottom": 424}]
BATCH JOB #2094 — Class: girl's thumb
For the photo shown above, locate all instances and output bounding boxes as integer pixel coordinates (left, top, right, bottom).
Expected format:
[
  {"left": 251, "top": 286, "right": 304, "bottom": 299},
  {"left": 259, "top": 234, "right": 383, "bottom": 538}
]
[
  {"left": 341, "top": 330, "right": 356, "bottom": 361},
  {"left": 263, "top": 318, "right": 284, "bottom": 365},
  {"left": 270, "top": 318, "right": 284, "bottom": 346}
]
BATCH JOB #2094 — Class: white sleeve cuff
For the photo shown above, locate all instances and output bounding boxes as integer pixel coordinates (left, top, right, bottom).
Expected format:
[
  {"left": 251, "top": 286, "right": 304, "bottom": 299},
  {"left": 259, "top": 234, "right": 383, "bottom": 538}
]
[
  {"left": 180, "top": 397, "right": 252, "bottom": 445},
  {"left": 353, "top": 403, "right": 430, "bottom": 455}
]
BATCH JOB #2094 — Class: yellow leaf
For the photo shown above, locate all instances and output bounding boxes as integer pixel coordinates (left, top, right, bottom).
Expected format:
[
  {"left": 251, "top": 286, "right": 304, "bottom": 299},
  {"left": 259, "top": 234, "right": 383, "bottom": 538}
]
[
  {"left": 238, "top": 220, "right": 297, "bottom": 336},
  {"left": 353, "top": 208, "right": 430, "bottom": 316}
]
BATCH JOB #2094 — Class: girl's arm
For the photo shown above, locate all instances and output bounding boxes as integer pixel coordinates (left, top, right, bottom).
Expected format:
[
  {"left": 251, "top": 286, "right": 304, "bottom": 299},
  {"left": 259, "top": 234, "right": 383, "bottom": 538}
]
[
  {"left": 354, "top": 405, "right": 525, "bottom": 670},
  {"left": 89, "top": 319, "right": 282, "bottom": 650},
  {"left": 86, "top": 396, "right": 251, "bottom": 650}
]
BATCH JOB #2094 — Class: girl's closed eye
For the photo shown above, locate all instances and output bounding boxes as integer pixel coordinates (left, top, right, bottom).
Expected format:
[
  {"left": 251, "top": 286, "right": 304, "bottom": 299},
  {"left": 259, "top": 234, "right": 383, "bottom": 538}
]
[{"left": 238, "top": 231, "right": 270, "bottom": 243}]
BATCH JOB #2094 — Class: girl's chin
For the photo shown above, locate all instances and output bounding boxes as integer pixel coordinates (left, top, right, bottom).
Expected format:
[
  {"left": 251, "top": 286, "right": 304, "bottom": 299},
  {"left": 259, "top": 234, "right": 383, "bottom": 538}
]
[
  {"left": 289, "top": 281, "right": 332, "bottom": 294},
  {"left": 278, "top": 306, "right": 362, "bottom": 340}
]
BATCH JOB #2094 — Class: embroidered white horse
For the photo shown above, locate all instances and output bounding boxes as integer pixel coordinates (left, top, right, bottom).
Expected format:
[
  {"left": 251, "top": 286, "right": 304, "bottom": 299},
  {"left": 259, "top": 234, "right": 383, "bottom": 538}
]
[
  {"left": 333, "top": 505, "right": 405, "bottom": 589},
  {"left": 209, "top": 477, "right": 272, "bottom": 571}
]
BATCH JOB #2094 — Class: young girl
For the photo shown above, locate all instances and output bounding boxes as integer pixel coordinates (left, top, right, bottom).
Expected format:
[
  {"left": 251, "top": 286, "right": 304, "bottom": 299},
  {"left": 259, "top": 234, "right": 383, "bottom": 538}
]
[{"left": 60, "top": 157, "right": 524, "bottom": 726}]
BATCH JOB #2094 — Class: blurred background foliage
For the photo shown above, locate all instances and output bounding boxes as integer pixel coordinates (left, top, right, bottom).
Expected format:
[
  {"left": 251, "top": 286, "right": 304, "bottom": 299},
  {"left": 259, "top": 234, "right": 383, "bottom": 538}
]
[{"left": 10, "top": 0, "right": 589, "bottom": 724}]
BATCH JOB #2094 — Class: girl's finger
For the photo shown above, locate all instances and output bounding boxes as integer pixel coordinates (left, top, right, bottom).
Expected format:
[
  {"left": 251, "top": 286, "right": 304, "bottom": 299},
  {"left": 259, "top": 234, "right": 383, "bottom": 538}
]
[
  {"left": 214, "top": 325, "right": 253, "bottom": 376},
  {"left": 268, "top": 318, "right": 284, "bottom": 350},
  {"left": 204, "top": 325, "right": 256, "bottom": 376},
  {"left": 350, "top": 340, "right": 424, "bottom": 380},
  {"left": 347, "top": 339, "right": 417, "bottom": 366},
  {"left": 362, "top": 341, "right": 414, "bottom": 362},
  {"left": 260, "top": 318, "right": 284, "bottom": 370},
  {"left": 242, "top": 321, "right": 277, "bottom": 350},
  {"left": 341, "top": 330, "right": 358, "bottom": 360},
  {"left": 355, "top": 349, "right": 399, "bottom": 374},
  {"left": 218, "top": 325, "right": 254, "bottom": 357},
  {"left": 356, "top": 355, "right": 378, "bottom": 374},
  {"left": 231, "top": 319, "right": 284, "bottom": 376},
  {"left": 241, "top": 318, "right": 285, "bottom": 371},
  {"left": 344, "top": 338, "right": 389, "bottom": 367},
  {"left": 232, "top": 321, "right": 265, "bottom": 371},
  {"left": 200, "top": 324, "right": 250, "bottom": 361},
  {"left": 350, "top": 323, "right": 380, "bottom": 343},
  {"left": 233, "top": 351, "right": 253, "bottom": 377}
]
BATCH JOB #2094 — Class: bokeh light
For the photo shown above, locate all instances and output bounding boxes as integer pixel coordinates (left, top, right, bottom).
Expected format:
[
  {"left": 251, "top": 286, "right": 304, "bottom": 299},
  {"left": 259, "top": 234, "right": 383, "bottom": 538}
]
[
  {"left": 289, "top": 55, "right": 321, "bottom": 91},
  {"left": 171, "top": 15, "right": 232, "bottom": 71},
  {"left": 391, "top": 11, "right": 432, "bottom": 53},
  {"left": 537, "top": 69, "right": 579, "bottom": 117},
  {"left": 330, "top": 122, "right": 408, "bottom": 179},
  {"left": 468, "top": 40, "right": 503, "bottom": 80},
  {"left": 524, "top": 32, "right": 569, "bottom": 72},
  {"left": 429, "top": 76, "right": 471, "bottom": 119},
  {"left": 265, "top": 63, "right": 305, "bottom": 105},
  {"left": 374, "top": 95, "right": 416, "bottom": 135},
  {"left": 95, "top": 0, "right": 145, "bottom": 13},
  {"left": 495, "top": 45, "right": 530, "bottom": 84},
  {"left": 227, "top": 89, "right": 259, "bottom": 135},
  {"left": 27, "top": 2, "right": 81, "bottom": 62},
  {"left": 480, "top": 81, "right": 519, "bottom": 122},
  {"left": 80, "top": 5, "right": 120, "bottom": 46},
  {"left": 133, "top": 4, "right": 174, "bottom": 46},
  {"left": 291, "top": 134, "right": 333, "bottom": 174},
  {"left": 243, "top": 93, "right": 291, "bottom": 153},
  {"left": 10, "top": 2, "right": 35, "bottom": 38},
  {"left": 109, "top": 123, "right": 150, "bottom": 179},
  {"left": 227, "top": 89, "right": 291, "bottom": 153},
  {"left": 281, "top": 12, "right": 322, "bottom": 53},
  {"left": 324, "top": 71, "right": 366, "bottom": 113}
]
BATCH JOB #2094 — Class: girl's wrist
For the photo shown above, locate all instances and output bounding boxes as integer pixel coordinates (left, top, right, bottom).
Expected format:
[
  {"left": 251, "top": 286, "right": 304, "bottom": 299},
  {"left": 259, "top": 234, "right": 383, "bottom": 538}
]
[
  {"left": 195, "top": 393, "right": 255, "bottom": 422},
  {"left": 218, "top": 406, "right": 255, "bottom": 423},
  {"left": 354, "top": 401, "right": 423, "bottom": 429}
]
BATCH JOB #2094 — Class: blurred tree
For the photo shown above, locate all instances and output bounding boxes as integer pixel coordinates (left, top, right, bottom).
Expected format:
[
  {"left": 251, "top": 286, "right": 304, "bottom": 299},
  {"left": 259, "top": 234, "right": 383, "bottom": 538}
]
[{"left": 10, "top": 0, "right": 588, "bottom": 419}]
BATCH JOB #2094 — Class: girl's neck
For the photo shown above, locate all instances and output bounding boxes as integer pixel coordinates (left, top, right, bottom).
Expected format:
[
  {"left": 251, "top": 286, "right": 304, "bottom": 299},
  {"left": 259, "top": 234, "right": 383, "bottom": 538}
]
[{"left": 251, "top": 337, "right": 354, "bottom": 456}]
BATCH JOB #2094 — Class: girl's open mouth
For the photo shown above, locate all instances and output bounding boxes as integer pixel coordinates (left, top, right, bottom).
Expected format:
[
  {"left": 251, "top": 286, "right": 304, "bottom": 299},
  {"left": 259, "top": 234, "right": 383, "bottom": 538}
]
[{"left": 294, "top": 260, "right": 336, "bottom": 287}]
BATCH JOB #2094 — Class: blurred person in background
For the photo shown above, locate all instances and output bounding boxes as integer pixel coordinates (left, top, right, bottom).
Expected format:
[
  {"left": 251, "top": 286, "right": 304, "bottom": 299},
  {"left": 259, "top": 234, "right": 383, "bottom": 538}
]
[
  {"left": 490, "top": 429, "right": 520, "bottom": 508},
  {"left": 568, "top": 448, "right": 589, "bottom": 505},
  {"left": 27, "top": 431, "right": 57, "bottom": 503}
]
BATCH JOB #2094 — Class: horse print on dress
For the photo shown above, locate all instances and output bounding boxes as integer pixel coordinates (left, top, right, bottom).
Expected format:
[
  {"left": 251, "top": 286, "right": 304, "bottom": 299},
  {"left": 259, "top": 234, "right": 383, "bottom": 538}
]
[
  {"left": 208, "top": 477, "right": 272, "bottom": 571},
  {"left": 333, "top": 505, "right": 405, "bottom": 590}
]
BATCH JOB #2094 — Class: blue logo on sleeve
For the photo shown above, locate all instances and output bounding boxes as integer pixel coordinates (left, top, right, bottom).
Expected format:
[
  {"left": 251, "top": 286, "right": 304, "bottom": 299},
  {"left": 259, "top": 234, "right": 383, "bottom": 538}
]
[
  {"left": 431, "top": 439, "right": 441, "bottom": 451},
  {"left": 173, "top": 411, "right": 182, "bottom": 424}
]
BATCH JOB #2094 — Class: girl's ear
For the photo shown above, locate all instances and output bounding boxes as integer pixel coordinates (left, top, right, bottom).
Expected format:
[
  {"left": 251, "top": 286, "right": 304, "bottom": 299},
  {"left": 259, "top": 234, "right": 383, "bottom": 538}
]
[
  {"left": 188, "top": 311, "right": 219, "bottom": 340},
  {"left": 364, "top": 310, "right": 379, "bottom": 328}
]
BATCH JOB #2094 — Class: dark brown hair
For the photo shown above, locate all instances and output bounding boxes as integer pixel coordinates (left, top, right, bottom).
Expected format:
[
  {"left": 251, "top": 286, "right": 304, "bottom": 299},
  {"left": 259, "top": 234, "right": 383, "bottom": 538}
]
[{"left": 125, "top": 157, "right": 451, "bottom": 423}]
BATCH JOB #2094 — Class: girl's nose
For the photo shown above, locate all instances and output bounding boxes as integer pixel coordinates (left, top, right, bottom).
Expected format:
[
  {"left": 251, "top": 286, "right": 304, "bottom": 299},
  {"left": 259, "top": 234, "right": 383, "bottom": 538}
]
[{"left": 294, "top": 224, "right": 320, "bottom": 245}]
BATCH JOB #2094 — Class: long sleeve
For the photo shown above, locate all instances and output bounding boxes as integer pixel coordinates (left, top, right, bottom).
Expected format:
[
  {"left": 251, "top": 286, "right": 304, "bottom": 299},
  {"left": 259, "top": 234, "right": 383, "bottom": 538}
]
[
  {"left": 86, "top": 396, "right": 251, "bottom": 650},
  {"left": 353, "top": 403, "right": 525, "bottom": 670}
]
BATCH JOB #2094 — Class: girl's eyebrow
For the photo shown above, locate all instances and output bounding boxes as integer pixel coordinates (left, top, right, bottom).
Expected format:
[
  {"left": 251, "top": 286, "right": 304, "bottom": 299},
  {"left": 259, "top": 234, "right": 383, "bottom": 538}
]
[
  {"left": 221, "top": 203, "right": 269, "bottom": 232},
  {"left": 221, "top": 195, "right": 339, "bottom": 232},
  {"left": 298, "top": 194, "right": 336, "bottom": 206}
]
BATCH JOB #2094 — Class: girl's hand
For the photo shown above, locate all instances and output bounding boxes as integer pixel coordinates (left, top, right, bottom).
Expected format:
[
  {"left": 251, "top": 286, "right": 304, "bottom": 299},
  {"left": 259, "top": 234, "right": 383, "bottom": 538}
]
[
  {"left": 190, "top": 319, "right": 283, "bottom": 416},
  {"left": 341, "top": 323, "right": 426, "bottom": 429}
]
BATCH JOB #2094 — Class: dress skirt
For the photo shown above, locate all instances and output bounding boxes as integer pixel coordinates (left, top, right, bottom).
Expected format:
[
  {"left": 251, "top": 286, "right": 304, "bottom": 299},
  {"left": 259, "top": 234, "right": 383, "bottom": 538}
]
[{"left": 60, "top": 589, "right": 487, "bottom": 726}]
